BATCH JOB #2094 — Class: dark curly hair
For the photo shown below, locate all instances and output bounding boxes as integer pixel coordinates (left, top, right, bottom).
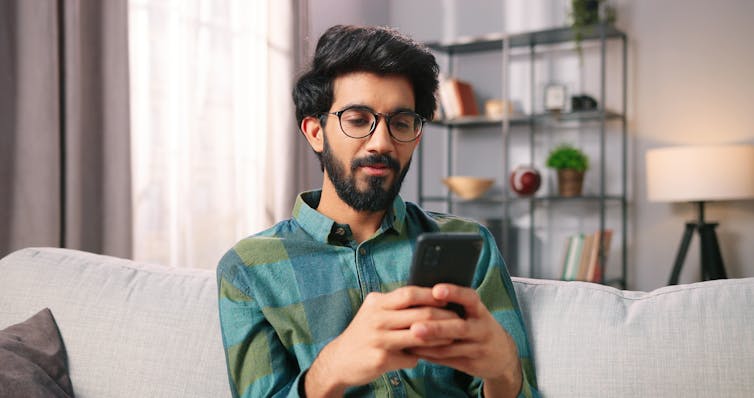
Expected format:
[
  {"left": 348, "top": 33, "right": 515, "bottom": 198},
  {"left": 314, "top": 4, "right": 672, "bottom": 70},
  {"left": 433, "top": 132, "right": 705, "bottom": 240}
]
[{"left": 293, "top": 25, "right": 439, "bottom": 131}]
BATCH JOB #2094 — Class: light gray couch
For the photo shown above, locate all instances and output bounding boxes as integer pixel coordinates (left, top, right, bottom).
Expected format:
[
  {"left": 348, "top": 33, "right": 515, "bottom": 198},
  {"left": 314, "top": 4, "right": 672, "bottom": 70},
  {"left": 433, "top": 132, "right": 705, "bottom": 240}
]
[{"left": 1, "top": 247, "right": 753, "bottom": 397}]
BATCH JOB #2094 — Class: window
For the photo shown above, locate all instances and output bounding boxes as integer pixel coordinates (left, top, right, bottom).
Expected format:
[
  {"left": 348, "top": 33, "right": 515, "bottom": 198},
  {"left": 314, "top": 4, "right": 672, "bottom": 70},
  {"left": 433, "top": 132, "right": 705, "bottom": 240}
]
[{"left": 129, "top": 0, "right": 272, "bottom": 268}]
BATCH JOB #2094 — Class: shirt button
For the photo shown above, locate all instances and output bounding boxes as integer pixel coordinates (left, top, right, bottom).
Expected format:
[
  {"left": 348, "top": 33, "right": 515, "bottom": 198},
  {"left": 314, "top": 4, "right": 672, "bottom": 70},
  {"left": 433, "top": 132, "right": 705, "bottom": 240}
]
[
  {"left": 359, "top": 248, "right": 367, "bottom": 255},
  {"left": 335, "top": 227, "right": 345, "bottom": 236},
  {"left": 390, "top": 377, "right": 400, "bottom": 386}
]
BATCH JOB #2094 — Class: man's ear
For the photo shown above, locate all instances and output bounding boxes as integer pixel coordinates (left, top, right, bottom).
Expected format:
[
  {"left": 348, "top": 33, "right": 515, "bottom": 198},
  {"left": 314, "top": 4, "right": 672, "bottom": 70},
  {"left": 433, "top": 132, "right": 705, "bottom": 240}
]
[{"left": 300, "top": 116, "right": 324, "bottom": 153}]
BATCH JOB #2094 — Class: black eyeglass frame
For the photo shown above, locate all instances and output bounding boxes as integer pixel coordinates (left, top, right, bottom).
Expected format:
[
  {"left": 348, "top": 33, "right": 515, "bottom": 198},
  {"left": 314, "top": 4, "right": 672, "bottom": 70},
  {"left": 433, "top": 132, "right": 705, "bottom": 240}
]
[{"left": 322, "top": 106, "right": 426, "bottom": 143}]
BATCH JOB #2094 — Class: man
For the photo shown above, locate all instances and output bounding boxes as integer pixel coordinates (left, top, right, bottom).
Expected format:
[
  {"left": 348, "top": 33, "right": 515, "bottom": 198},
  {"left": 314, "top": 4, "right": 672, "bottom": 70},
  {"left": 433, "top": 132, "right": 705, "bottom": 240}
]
[{"left": 217, "top": 25, "right": 539, "bottom": 398}]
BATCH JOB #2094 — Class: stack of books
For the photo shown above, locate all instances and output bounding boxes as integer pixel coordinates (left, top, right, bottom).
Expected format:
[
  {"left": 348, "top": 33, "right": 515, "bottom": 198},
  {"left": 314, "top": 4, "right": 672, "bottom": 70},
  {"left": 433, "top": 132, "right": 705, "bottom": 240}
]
[
  {"left": 560, "top": 229, "right": 613, "bottom": 283},
  {"left": 438, "top": 78, "right": 480, "bottom": 119}
]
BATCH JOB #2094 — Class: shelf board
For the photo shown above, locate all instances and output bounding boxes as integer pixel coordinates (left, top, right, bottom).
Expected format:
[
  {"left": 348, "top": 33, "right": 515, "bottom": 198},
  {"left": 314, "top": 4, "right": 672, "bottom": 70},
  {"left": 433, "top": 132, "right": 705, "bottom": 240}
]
[
  {"left": 511, "top": 194, "right": 626, "bottom": 203},
  {"left": 425, "top": 24, "right": 625, "bottom": 54},
  {"left": 430, "top": 110, "right": 624, "bottom": 128},
  {"left": 420, "top": 194, "right": 626, "bottom": 205},
  {"left": 420, "top": 196, "right": 451, "bottom": 203}
]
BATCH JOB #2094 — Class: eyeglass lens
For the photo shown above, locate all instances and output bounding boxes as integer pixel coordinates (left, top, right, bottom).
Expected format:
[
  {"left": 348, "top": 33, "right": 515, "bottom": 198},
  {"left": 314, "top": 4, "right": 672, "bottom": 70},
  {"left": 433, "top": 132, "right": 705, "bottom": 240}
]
[{"left": 339, "top": 108, "right": 422, "bottom": 142}]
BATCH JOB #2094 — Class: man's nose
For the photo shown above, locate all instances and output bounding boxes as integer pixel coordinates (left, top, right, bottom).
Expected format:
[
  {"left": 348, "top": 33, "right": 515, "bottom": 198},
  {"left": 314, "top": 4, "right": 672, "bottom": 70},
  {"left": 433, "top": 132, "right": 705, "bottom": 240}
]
[{"left": 365, "top": 117, "right": 395, "bottom": 153}]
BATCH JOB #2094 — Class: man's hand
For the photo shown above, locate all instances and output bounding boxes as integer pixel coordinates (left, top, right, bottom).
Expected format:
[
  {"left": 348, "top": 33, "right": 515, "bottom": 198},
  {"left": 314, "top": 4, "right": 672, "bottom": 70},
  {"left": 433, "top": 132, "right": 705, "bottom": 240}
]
[
  {"left": 304, "top": 286, "right": 459, "bottom": 398},
  {"left": 406, "top": 284, "right": 523, "bottom": 398}
]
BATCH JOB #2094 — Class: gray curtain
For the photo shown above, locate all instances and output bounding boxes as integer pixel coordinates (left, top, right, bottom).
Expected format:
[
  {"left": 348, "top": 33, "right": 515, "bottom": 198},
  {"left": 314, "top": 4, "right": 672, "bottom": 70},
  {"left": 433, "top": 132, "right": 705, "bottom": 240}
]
[
  {"left": 0, "top": 0, "right": 132, "bottom": 258},
  {"left": 264, "top": 0, "right": 320, "bottom": 225}
]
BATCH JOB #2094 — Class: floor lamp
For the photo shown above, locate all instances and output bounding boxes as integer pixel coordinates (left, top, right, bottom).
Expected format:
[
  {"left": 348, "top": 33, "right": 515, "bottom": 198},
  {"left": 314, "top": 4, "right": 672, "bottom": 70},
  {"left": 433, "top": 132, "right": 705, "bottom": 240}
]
[{"left": 646, "top": 145, "right": 754, "bottom": 285}]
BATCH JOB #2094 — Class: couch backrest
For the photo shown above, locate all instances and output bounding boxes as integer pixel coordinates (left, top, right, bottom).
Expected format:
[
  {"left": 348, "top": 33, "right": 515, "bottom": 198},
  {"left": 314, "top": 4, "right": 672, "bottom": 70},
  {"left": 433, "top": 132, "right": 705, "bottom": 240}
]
[
  {"left": 512, "top": 277, "right": 754, "bottom": 397},
  {"left": 5, "top": 248, "right": 753, "bottom": 398},
  {"left": 0, "top": 248, "right": 231, "bottom": 398}
]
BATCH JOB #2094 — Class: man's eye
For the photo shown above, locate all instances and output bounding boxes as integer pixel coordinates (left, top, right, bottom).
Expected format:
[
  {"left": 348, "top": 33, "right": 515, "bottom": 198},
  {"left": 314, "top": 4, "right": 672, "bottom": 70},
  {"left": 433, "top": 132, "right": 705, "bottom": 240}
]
[
  {"left": 391, "top": 115, "right": 414, "bottom": 131},
  {"left": 392, "top": 122, "right": 410, "bottom": 131},
  {"left": 344, "top": 118, "right": 370, "bottom": 127}
]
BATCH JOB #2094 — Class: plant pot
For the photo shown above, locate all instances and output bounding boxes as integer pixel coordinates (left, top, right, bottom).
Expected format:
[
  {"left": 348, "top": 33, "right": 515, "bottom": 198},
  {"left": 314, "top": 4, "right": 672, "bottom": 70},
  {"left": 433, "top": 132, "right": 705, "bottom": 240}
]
[{"left": 557, "top": 169, "right": 585, "bottom": 197}]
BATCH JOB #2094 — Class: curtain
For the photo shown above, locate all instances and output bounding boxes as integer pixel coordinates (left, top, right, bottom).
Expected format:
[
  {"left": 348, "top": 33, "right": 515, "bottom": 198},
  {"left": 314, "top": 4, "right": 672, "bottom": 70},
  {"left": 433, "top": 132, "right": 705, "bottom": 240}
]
[
  {"left": 0, "top": 0, "right": 132, "bottom": 258},
  {"left": 128, "top": 0, "right": 315, "bottom": 269}
]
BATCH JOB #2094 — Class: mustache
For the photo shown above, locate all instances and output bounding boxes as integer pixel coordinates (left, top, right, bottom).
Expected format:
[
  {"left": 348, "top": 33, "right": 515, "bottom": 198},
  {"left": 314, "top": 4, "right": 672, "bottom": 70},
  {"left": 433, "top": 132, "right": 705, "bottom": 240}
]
[{"left": 351, "top": 154, "right": 401, "bottom": 173}]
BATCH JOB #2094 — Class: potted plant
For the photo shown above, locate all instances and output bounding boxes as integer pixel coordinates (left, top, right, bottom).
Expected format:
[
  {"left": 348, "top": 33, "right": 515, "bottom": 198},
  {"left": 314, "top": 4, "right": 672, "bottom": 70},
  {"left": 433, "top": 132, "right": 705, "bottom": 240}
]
[
  {"left": 569, "top": 0, "right": 616, "bottom": 58},
  {"left": 546, "top": 144, "right": 589, "bottom": 197}
]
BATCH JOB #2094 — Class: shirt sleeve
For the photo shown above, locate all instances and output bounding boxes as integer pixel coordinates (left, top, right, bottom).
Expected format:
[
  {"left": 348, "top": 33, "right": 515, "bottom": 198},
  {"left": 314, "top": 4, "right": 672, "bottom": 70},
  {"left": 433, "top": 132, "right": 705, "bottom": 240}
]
[
  {"left": 216, "top": 248, "right": 306, "bottom": 398},
  {"left": 468, "top": 226, "right": 540, "bottom": 398}
]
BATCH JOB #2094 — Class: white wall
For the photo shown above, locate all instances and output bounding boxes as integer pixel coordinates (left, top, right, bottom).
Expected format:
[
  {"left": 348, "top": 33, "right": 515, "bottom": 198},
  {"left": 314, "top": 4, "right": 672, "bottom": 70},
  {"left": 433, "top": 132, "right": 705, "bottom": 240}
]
[
  {"left": 619, "top": 0, "right": 754, "bottom": 289},
  {"left": 307, "top": 0, "right": 390, "bottom": 53},
  {"left": 307, "top": 0, "right": 754, "bottom": 290}
]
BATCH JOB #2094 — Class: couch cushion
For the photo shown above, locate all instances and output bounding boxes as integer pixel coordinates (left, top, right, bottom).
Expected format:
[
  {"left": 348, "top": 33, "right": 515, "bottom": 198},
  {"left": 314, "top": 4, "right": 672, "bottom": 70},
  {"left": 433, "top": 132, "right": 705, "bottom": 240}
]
[
  {"left": 512, "top": 277, "right": 754, "bottom": 397},
  {"left": 0, "top": 248, "right": 230, "bottom": 398},
  {"left": 0, "top": 308, "right": 73, "bottom": 398}
]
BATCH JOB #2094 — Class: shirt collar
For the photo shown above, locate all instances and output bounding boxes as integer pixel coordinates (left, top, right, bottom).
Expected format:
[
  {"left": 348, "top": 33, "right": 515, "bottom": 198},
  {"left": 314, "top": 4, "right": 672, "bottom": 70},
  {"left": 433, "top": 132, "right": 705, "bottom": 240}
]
[
  {"left": 292, "top": 190, "right": 407, "bottom": 243},
  {"left": 383, "top": 193, "right": 406, "bottom": 235}
]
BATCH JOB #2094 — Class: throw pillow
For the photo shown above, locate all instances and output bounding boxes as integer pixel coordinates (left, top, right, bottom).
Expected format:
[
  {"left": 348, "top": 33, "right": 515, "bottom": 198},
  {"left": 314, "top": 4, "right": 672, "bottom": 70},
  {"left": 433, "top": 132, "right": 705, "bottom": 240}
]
[{"left": 0, "top": 308, "right": 74, "bottom": 398}]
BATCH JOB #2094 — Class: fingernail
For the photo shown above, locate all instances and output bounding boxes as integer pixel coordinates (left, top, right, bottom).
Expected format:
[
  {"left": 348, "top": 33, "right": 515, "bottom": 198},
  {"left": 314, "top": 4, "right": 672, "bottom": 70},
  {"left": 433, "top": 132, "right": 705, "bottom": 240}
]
[
  {"left": 435, "top": 286, "right": 449, "bottom": 299},
  {"left": 412, "top": 323, "right": 428, "bottom": 337}
]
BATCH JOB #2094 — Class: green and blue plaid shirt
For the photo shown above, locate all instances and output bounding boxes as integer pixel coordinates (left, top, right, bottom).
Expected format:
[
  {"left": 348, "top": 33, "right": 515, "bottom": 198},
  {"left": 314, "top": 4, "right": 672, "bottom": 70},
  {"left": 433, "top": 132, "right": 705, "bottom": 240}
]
[{"left": 217, "top": 190, "right": 538, "bottom": 397}]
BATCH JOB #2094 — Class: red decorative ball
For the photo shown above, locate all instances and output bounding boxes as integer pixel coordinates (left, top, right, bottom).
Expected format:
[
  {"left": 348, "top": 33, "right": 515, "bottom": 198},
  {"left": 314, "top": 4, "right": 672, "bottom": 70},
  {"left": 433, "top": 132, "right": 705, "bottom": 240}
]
[{"left": 509, "top": 165, "right": 541, "bottom": 196}]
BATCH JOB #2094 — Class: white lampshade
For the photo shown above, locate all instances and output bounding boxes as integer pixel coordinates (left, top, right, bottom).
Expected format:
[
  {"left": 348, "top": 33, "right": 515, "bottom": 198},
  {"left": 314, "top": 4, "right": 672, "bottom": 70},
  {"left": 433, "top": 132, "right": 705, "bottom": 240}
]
[{"left": 646, "top": 144, "right": 754, "bottom": 202}]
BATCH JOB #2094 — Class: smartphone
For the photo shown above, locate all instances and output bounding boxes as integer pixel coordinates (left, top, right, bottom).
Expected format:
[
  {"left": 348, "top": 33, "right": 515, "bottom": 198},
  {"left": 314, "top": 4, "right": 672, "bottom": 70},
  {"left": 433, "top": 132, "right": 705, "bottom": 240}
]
[{"left": 408, "top": 232, "right": 483, "bottom": 317}]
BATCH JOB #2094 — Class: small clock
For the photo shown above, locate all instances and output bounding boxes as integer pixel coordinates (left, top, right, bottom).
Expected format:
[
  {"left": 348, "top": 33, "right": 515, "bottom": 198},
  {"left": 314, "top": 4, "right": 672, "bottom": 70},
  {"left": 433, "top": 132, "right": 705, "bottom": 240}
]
[{"left": 544, "top": 84, "right": 567, "bottom": 112}]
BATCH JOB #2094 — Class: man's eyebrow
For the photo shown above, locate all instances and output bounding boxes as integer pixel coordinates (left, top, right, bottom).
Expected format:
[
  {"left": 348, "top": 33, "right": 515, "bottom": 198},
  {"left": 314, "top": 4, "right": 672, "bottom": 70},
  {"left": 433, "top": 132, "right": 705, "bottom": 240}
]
[
  {"left": 336, "top": 103, "right": 416, "bottom": 113},
  {"left": 392, "top": 106, "right": 416, "bottom": 113}
]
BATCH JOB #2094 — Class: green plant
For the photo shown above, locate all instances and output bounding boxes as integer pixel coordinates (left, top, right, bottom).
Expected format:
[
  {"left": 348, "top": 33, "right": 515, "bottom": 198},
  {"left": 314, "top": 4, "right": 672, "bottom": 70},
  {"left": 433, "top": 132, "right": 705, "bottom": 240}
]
[
  {"left": 546, "top": 144, "right": 589, "bottom": 172},
  {"left": 569, "top": 0, "right": 616, "bottom": 57}
]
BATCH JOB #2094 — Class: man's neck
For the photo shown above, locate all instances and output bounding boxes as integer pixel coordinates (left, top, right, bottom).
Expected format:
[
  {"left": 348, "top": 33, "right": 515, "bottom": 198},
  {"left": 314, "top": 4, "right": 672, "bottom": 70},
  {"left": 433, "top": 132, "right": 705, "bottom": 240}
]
[{"left": 317, "top": 183, "right": 387, "bottom": 244}]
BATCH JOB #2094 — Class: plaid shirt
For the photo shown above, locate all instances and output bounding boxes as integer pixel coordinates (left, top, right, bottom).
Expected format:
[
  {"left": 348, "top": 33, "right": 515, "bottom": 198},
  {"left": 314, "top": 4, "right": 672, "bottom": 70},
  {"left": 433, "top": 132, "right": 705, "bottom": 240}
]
[{"left": 217, "top": 190, "right": 538, "bottom": 397}]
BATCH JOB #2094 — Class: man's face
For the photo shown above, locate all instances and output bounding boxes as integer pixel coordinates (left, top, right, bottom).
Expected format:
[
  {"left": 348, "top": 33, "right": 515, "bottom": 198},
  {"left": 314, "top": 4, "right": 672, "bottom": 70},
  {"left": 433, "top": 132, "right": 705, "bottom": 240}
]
[{"left": 320, "top": 72, "right": 420, "bottom": 212}]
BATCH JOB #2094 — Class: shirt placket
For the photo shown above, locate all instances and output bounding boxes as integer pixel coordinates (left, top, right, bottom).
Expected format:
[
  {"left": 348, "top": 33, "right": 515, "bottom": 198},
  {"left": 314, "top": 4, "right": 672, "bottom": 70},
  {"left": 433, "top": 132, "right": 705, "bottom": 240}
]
[{"left": 355, "top": 242, "right": 407, "bottom": 398}]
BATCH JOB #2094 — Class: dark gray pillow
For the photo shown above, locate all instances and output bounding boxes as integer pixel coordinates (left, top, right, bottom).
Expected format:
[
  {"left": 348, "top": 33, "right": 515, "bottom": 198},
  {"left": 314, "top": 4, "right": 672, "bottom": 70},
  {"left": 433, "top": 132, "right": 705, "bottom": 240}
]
[{"left": 0, "top": 308, "right": 74, "bottom": 398}]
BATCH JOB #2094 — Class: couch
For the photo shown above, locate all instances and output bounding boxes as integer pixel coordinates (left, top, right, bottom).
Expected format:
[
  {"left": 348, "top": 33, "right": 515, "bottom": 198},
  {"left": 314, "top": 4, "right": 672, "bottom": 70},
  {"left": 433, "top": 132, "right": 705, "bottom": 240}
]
[{"left": 1, "top": 247, "right": 753, "bottom": 397}]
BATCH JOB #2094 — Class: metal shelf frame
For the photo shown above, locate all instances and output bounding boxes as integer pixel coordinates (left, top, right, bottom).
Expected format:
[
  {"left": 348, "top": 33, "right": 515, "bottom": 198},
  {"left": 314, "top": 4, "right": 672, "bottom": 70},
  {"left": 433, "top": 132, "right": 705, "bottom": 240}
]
[{"left": 417, "top": 24, "right": 628, "bottom": 288}]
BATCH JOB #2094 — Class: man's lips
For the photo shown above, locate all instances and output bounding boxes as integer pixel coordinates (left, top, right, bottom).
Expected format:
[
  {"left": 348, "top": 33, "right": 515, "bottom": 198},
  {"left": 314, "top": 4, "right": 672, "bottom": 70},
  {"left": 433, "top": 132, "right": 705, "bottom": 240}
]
[
  {"left": 352, "top": 154, "right": 400, "bottom": 177},
  {"left": 359, "top": 163, "right": 392, "bottom": 176}
]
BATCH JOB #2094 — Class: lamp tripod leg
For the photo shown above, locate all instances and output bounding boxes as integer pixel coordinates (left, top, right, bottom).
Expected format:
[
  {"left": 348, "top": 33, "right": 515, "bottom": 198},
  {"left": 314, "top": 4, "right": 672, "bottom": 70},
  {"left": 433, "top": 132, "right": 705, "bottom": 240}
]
[
  {"left": 668, "top": 223, "right": 696, "bottom": 285},
  {"left": 699, "top": 223, "right": 727, "bottom": 280}
]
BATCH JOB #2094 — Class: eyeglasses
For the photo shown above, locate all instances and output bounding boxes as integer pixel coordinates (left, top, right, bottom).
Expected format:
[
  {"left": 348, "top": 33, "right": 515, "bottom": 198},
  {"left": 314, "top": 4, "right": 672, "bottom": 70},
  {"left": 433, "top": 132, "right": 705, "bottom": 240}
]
[{"left": 324, "top": 106, "right": 426, "bottom": 142}]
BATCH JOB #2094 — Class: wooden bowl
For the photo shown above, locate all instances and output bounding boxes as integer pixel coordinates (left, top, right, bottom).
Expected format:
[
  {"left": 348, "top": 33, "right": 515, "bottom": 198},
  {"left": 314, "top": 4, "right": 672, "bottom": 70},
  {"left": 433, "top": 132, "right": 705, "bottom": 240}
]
[{"left": 442, "top": 176, "right": 494, "bottom": 200}]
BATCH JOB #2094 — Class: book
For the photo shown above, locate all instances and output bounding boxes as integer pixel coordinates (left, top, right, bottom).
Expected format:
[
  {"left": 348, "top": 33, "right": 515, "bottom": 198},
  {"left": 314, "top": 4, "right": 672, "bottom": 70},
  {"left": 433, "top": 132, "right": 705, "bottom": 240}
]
[
  {"left": 559, "top": 236, "right": 571, "bottom": 280},
  {"left": 576, "top": 234, "right": 594, "bottom": 281},
  {"left": 438, "top": 78, "right": 480, "bottom": 119},
  {"left": 438, "top": 79, "right": 458, "bottom": 118},
  {"left": 586, "top": 229, "right": 613, "bottom": 283},
  {"left": 585, "top": 230, "right": 601, "bottom": 283},
  {"left": 562, "top": 234, "right": 584, "bottom": 281}
]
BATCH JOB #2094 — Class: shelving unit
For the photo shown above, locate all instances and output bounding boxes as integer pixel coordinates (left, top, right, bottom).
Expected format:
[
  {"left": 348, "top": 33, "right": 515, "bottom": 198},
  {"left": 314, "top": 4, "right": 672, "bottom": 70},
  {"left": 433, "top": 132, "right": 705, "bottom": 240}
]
[{"left": 416, "top": 24, "right": 628, "bottom": 288}]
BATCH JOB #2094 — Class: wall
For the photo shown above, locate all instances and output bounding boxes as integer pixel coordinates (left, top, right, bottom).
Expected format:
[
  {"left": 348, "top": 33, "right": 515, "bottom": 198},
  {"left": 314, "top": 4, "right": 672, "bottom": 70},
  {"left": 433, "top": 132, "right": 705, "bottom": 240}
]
[
  {"left": 307, "top": 0, "right": 754, "bottom": 290},
  {"left": 619, "top": 0, "right": 754, "bottom": 289}
]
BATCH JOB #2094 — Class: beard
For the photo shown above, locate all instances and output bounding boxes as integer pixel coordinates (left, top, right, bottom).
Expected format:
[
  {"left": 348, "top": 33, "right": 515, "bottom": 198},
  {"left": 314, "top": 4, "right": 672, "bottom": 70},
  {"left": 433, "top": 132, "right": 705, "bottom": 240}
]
[{"left": 321, "top": 135, "right": 411, "bottom": 212}]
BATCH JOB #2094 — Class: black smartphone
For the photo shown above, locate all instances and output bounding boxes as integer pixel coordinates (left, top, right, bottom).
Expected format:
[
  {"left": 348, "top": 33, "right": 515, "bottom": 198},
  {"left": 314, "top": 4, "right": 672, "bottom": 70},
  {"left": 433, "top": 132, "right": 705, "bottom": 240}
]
[{"left": 408, "top": 232, "right": 483, "bottom": 317}]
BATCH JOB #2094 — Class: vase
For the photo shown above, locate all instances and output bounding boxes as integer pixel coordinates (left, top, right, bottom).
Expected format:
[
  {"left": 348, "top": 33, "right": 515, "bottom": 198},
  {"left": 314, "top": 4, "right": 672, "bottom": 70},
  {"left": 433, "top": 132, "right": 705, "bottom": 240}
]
[{"left": 557, "top": 169, "right": 584, "bottom": 197}]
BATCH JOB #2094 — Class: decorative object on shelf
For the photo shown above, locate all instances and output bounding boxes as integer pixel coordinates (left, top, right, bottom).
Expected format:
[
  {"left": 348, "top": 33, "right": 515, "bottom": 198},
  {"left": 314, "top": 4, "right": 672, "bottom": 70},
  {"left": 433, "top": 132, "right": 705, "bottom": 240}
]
[
  {"left": 442, "top": 176, "right": 494, "bottom": 200},
  {"left": 544, "top": 84, "right": 567, "bottom": 113},
  {"left": 570, "top": 94, "right": 598, "bottom": 111},
  {"left": 509, "top": 165, "right": 541, "bottom": 196},
  {"left": 569, "top": 0, "right": 617, "bottom": 57},
  {"left": 438, "top": 78, "right": 479, "bottom": 119},
  {"left": 646, "top": 144, "right": 754, "bottom": 285},
  {"left": 546, "top": 144, "right": 590, "bottom": 197},
  {"left": 484, "top": 99, "right": 515, "bottom": 118},
  {"left": 557, "top": 169, "right": 585, "bottom": 197}
]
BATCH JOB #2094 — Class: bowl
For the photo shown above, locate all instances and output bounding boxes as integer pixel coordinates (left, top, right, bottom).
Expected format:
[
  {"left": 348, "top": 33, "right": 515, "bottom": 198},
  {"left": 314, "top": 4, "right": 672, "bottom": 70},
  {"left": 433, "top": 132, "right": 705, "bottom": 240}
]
[{"left": 442, "top": 176, "right": 494, "bottom": 200}]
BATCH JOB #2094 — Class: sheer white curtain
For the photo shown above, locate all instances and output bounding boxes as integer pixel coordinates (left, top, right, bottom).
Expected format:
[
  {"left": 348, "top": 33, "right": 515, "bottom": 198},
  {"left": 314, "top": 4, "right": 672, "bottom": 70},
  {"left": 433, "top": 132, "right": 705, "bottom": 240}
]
[{"left": 129, "top": 0, "right": 304, "bottom": 268}]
